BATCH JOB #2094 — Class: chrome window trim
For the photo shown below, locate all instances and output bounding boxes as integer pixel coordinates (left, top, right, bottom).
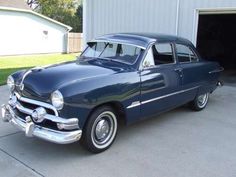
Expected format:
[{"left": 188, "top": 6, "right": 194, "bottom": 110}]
[
  {"left": 15, "top": 92, "right": 58, "bottom": 116},
  {"left": 142, "top": 47, "right": 155, "bottom": 68},
  {"left": 127, "top": 86, "right": 199, "bottom": 109},
  {"left": 139, "top": 41, "right": 156, "bottom": 71},
  {"left": 140, "top": 42, "right": 177, "bottom": 70}
]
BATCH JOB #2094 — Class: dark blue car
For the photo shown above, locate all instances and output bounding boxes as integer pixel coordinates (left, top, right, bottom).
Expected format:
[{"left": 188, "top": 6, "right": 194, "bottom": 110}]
[{"left": 1, "top": 33, "right": 223, "bottom": 153}]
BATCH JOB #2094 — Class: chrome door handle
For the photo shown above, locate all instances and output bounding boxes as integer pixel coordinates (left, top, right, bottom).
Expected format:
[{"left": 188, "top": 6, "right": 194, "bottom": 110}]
[
  {"left": 174, "top": 68, "right": 183, "bottom": 78},
  {"left": 174, "top": 68, "right": 182, "bottom": 72}
]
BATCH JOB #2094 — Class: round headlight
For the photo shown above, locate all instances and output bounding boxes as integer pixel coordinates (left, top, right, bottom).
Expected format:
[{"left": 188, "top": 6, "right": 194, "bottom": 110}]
[
  {"left": 7, "top": 76, "right": 15, "bottom": 91},
  {"left": 51, "top": 90, "right": 64, "bottom": 110}
]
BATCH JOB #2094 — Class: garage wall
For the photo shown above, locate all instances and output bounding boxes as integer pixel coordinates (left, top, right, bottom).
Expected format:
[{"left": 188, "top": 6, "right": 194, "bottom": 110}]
[
  {"left": 84, "top": 0, "right": 236, "bottom": 47},
  {"left": 84, "top": 0, "right": 178, "bottom": 45},
  {"left": 0, "top": 10, "right": 68, "bottom": 56}
]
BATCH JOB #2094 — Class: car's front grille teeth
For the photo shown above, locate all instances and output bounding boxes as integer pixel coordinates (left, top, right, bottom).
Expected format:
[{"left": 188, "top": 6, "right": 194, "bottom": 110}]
[
  {"left": 18, "top": 100, "right": 38, "bottom": 110},
  {"left": 12, "top": 95, "right": 60, "bottom": 130},
  {"left": 17, "top": 99, "right": 56, "bottom": 116}
]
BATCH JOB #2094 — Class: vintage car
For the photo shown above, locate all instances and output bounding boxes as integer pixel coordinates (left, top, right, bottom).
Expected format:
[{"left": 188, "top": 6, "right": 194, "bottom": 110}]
[{"left": 1, "top": 33, "right": 223, "bottom": 153}]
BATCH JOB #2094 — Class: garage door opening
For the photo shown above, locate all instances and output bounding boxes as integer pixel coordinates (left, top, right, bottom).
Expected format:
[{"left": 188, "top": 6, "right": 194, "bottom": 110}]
[{"left": 197, "top": 14, "right": 236, "bottom": 85}]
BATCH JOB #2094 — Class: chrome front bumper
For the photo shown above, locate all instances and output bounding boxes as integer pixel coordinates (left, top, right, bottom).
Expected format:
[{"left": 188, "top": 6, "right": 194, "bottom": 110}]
[{"left": 1, "top": 104, "right": 82, "bottom": 144}]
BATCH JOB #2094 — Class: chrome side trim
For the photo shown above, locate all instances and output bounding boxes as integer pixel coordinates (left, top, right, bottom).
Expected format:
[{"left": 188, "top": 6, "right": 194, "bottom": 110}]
[
  {"left": 127, "top": 101, "right": 141, "bottom": 109},
  {"left": 141, "top": 86, "right": 199, "bottom": 105},
  {"left": 15, "top": 92, "right": 58, "bottom": 116},
  {"left": 127, "top": 86, "right": 199, "bottom": 109},
  {"left": 209, "top": 67, "right": 224, "bottom": 74}
]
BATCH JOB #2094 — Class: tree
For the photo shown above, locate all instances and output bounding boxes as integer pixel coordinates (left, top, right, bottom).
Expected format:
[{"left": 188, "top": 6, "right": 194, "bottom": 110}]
[
  {"left": 27, "top": 0, "right": 83, "bottom": 32},
  {"left": 26, "top": 0, "right": 39, "bottom": 9},
  {"left": 73, "top": 3, "right": 83, "bottom": 32}
]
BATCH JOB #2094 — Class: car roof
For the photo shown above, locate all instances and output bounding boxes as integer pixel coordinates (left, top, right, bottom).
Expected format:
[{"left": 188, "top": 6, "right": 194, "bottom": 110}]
[{"left": 92, "top": 33, "right": 193, "bottom": 49}]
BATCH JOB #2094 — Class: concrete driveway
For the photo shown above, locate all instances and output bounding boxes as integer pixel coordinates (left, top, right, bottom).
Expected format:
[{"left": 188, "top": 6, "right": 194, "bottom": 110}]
[{"left": 0, "top": 85, "right": 236, "bottom": 177}]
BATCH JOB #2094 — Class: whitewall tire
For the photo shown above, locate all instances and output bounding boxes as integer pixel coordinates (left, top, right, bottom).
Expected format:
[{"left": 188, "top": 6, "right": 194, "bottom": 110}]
[
  {"left": 81, "top": 106, "right": 118, "bottom": 153},
  {"left": 189, "top": 93, "right": 209, "bottom": 111}
]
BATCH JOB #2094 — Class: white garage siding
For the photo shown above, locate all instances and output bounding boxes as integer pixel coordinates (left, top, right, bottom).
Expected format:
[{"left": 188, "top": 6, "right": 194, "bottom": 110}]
[
  {"left": 83, "top": 0, "right": 178, "bottom": 45},
  {"left": 0, "top": 9, "right": 70, "bottom": 56},
  {"left": 84, "top": 0, "right": 236, "bottom": 47}
]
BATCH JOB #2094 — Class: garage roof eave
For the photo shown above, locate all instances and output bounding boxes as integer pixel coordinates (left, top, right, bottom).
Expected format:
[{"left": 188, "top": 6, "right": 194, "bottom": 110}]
[{"left": 0, "top": 6, "right": 72, "bottom": 31}]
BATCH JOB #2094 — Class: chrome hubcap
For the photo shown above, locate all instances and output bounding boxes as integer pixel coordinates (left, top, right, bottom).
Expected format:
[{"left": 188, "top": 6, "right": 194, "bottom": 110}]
[
  {"left": 91, "top": 111, "right": 117, "bottom": 148},
  {"left": 197, "top": 93, "right": 208, "bottom": 107},
  {"left": 95, "top": 119, "right": 110, "bottom": 140}
]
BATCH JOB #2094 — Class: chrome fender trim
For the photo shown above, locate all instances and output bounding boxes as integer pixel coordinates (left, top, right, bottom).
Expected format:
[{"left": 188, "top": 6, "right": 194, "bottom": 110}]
[{"left": 209, "top": 67, "right": 224, "bottom": 74}]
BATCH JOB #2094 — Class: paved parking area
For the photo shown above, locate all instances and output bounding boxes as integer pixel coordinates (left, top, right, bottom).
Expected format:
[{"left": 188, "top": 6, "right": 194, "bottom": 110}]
[{"left": 0, "top": 85, "right": 236, "bottom": 177}]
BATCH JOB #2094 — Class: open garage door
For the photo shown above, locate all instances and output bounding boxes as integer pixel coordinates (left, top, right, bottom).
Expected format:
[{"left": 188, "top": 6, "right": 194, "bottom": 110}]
[{"left": 197, "top": 14, "right": 236, "bottom": 85}]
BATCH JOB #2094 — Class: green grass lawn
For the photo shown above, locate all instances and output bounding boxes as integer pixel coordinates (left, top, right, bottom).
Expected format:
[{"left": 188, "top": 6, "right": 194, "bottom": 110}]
[{"left": 0, "top": 53, "right": 79, "bottom": 85}]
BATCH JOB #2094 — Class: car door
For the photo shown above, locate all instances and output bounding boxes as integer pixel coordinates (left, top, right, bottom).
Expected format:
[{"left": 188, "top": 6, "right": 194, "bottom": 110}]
[
  {"left": 140, "top": 42, "right": 182, "bottom": 118},
  {"left": 175, "top": 43, "right": 204, "bottom": 102}
]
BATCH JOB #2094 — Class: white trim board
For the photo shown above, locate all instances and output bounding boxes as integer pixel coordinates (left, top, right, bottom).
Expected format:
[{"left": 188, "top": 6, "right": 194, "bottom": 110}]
[
  {"left": 192, "top": 7, "right": 236, "bottom": 46},
  {"left": 82, "top": 0, "right": 87, "bottom": 49}
]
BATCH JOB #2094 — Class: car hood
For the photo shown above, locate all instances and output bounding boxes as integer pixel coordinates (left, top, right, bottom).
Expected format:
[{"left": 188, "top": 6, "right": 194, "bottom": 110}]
[{"left": 17, "top": 58, "right": 130, "bottom": 99}]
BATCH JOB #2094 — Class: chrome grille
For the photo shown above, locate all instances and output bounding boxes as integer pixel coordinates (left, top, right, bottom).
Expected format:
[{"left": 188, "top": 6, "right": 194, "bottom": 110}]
[{"left": 14, "top": 92, "right": 58, "bottom": 116}]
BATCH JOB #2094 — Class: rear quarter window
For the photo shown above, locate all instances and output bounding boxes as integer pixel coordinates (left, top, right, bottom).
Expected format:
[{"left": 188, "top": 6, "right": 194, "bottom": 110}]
[{"left": 176, "top": 44, "right": 198, "bottom": 63}]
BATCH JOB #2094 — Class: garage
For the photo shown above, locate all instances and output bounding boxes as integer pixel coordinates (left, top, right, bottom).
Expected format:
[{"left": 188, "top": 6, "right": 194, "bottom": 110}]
[
  {"left": 84, "top": 0, "right": 236, "bottom": 85},
  {"left": 196, "top": 12, "right": 236, "bottom": 85}
]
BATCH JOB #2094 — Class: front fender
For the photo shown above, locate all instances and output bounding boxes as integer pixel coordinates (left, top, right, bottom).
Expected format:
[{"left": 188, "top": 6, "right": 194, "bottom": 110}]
[{"left": 59, "top": 71, "right": 140, "bottom": 128}]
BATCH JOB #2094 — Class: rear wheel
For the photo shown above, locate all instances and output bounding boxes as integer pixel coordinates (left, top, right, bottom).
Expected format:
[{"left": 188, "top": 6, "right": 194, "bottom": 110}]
[
  {"left": 189, "top": 93, "right": 209, "bottom": 111},
  {"left": 81, "top": 106, "right": 118, "bottom": 153}
]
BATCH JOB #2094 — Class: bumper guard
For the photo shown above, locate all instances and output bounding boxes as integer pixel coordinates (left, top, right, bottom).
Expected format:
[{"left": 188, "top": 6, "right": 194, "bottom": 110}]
[{"left": 1, "top": 104, "right": 82, "bottom": 144}]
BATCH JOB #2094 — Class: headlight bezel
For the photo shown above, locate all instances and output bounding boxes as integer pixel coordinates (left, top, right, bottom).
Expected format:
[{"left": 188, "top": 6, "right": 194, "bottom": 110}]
[
  {"left": 7, "top": 75, "right": 15, "bottom": 91},
  {"left": 51, "top": 90, "right": 64, "bottom": 110}
]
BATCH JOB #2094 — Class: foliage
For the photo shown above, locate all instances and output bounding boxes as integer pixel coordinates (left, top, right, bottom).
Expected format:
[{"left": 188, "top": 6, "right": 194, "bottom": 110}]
[
  {"left": 27, "top": 0, "right": 83, "bottom": 32},
  {"left": 27, "top": 0, "right": 39, "bottom": 9}
]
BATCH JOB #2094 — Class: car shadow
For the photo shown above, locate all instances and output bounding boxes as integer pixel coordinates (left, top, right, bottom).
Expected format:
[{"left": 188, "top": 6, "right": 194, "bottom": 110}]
[{"left": 1, "top": 105, "right": 194, "bottom": 158}]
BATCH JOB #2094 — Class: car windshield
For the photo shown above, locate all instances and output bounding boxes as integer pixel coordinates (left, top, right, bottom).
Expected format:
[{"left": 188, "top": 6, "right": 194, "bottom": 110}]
[{"left": 80, "top": 42, "right": 143, "bottom": 64}]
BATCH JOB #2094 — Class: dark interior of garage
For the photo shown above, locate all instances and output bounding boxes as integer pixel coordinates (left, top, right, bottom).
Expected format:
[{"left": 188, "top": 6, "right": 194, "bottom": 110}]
[{"left": 197, "top": 14, "right": 236, "bottom": 85}]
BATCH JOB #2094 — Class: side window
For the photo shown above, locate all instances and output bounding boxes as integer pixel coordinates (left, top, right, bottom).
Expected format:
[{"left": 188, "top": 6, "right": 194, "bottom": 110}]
[
  {"left": 176, "top": 44, "right": 198, "bottom": 63},
  {"left": 143, "top": 48, "right": 155, "bottom": 68},
  {"left": 153, "top": 43, "right": 174, "bottom": 65}
]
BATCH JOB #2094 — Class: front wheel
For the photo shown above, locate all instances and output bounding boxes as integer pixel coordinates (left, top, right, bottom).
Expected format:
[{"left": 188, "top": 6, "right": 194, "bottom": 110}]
[
  {"left": 189, "top": 93, "right": 209, "bottom": 111},
  {"left": 81, "top": 106, "right": 118, "bottom": 153}
]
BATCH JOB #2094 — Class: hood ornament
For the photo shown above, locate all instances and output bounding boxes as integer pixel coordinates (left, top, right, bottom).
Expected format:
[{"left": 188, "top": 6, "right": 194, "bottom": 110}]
[
  {"left": 31, "top": 66, "right": 44, "bottom": 72},
  {"left": 20, "top": 83, "right": 24, "bottom": 91},
  {"left": 19, "top": 66, "right": 44, "bottom": 91}
]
